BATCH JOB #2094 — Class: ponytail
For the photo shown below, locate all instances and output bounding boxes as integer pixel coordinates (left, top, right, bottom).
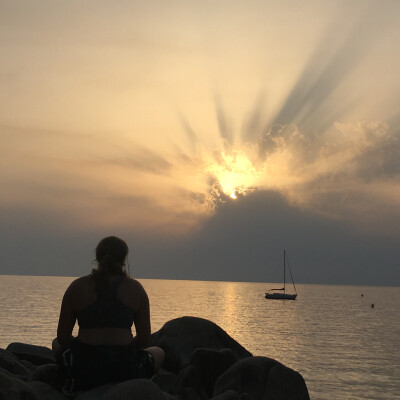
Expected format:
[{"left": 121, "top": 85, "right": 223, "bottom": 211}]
[{"left": 91, "top": 236, "right": 128, "bottom": 294}]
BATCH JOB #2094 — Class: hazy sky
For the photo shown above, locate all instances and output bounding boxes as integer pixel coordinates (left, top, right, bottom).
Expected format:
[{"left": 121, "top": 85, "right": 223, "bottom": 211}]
[{"left": 1, "top": 0, "right": 399, "bottom": 285}]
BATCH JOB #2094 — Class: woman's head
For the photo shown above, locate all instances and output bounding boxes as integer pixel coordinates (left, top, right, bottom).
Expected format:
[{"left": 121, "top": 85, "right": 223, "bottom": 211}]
[
  {"left": 91, "top": 236, "right": 129, "bottom": 293},
  {"left": 96, "top": 236, "right": 129, "bottom": 267},
  {"left": 94, "top": 236, "right": 129, "bottom": 275}
]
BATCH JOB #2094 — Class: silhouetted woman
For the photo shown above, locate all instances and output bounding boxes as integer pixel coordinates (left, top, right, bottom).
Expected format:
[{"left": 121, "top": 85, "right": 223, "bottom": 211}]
[{"left": 53, "top": 236, "right": 164, "bottom": 392}]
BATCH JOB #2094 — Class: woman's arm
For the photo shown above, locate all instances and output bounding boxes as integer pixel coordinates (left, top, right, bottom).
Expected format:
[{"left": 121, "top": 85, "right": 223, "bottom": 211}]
[
  {"left": 132, "top": 287, "right": 151, "bottom": 348},
  {"left": 57, "top": 285, "right": 76, "bottom": 345}
]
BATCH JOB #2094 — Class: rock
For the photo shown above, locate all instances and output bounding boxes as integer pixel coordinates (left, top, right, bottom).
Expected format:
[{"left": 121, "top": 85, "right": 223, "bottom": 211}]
[
  {"left": 214, "top": 356, "right": 309, "bottom": 400},
  {"left": 190, "top": 348, "right": 238, "bottom": 397},
  {"left": 239, "top": 394, "right": 254, "bottom": 400},
  {"left": 20, "top": 359, "right": 37, "bottom": 371},
  {"left": 172, "top": 365, "right": 207, "bottom": 399},
  {"left": 7, "top": 343, "right": 55, "bottom": 366},
  {"left": 265, "top": 364, "right": 310, "bottom": 400},
  {"left": 0, "top": 348, "right": 31, "bottom": 378},
  {"left": 101, "top": 378, "right": 177, "bottom": 400},
  {"left": 150, "top": 317, "right": 252, "bottom": 373},
  {"left": 74, "top": 383, "right": 114, "bottom": 400},
  {"left": 214, "top": 356, "right": 277, "bottom": 399},
  {"left": 152, "top": 369, "right": 178, "bottom": 393},
  {"left": 28, "top": 381, "right": 67, "bottom": 400},
  {"left": 1, "top": 318, "right": 309, "bottom": 400},
  {"left": 0, "top": 365, "right": 17, "bottom": 378},
  {"left": 28, "top": 364, "right": 59, "bottom": 386},
  {"left": 179, "top": 387, "right": 204, "bottom": 400},
  {"left": 0, "top": 369, "right": 37, "bottom": 399},
  {"left": 211, "top": 389, "right": 240, "bottom": 400}
]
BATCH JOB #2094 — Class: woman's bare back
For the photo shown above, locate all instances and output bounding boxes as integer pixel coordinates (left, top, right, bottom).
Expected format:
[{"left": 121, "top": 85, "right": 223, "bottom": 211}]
[{"left": 59, "top": 275, "right": 150, "bottom": 346}]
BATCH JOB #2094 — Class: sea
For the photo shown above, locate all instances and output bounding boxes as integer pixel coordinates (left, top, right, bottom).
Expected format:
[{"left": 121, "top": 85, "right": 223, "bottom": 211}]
[{"left": 0, "top": 276, "right": 399, "bottom": 399}]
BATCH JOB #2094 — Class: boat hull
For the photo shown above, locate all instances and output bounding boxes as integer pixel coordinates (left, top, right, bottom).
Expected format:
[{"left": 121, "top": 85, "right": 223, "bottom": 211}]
[{"left": 265, "top": 292, "right": 297, "bottom": 300}]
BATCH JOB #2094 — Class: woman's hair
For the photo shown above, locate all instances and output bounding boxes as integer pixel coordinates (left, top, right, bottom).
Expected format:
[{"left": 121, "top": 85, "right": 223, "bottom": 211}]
[{"left": 91, "top": 236, "right": 129, "bottom": 293}]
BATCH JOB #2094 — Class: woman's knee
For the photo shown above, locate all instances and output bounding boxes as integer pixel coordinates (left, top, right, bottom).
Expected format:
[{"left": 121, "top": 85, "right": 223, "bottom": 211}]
[{"left": 145, "top": 346, "right": 165, "bottom": 372}]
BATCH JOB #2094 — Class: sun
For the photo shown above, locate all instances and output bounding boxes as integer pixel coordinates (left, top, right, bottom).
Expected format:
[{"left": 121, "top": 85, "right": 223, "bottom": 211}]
[{"left": 202, "top": 147, "right": 265, "bottom": 202}]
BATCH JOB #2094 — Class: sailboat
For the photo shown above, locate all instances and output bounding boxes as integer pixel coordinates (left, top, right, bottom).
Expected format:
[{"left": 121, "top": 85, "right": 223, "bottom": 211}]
[{"left": 265, "top": 250, "right": 297, "bottom": 300}]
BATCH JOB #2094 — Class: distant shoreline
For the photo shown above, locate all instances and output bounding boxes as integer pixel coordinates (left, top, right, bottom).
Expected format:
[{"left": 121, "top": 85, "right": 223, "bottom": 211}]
[{"left": 0, "top": 274, "right": 399, "bottom": 288}]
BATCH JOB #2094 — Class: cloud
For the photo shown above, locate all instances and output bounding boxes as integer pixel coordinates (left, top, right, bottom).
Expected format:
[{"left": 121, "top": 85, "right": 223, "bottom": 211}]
[
  {"left": 215, "top": 95, "right": 234, "bottom": 149},
  {"left": 170, "top": 113, "right": 400, "bottom": 240},
  {"left": 240, "top": 92, "right": 267, "bottom": 144},
  {"left": 2, "top": 102, "right": 398, "bottom": 239},
  {"left": 270, "top": 3, "right": 391, "bottom": 133},
  {"left": 158, "top": 190, "right": 400, "bottom": 285},
  {"left": 1, "top": 0, "right": 399, "bottom": 287},
  {"left": 3, "top": 189, "right": 397, "bottom": 286},
  {"left": 177, "top": 113, "right": 200, "bottom": 153},
  {"left": 93, "top": 146, "right": 173, "bottom": 176}
]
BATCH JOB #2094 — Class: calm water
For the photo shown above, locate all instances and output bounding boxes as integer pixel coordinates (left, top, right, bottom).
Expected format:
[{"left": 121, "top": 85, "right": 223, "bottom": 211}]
[{"left": 0, "top": 276, "right": 399, "bottom": 399}]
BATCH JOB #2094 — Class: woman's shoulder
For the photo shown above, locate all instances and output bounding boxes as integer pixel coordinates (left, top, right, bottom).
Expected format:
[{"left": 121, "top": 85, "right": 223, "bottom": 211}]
[
  {"left": 121, "top": 276, "right": 148, "bottom": 301},
  {"left": 123, "top": 276, "right": 145, "bottom": 290},
  {"left": 120, "top": 276, "right": 148, "bottom": 309},
  {"left": 71, "top": 274, "right": 92, "bottom": 285},
  {"left": 66, "top": 275, "right": 93, "bottom": 293}
]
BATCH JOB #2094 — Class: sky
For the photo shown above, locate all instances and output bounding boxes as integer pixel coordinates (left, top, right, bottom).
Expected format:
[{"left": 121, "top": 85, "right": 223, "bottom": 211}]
[{"left": 0, "top": 0, "right": 399, "bottom": 286}]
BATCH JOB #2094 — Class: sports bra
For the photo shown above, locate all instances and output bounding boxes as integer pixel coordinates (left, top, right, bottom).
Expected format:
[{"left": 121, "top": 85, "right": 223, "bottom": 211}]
[{"left": 76, "top": 276, "right": 135, "bottom": 329}]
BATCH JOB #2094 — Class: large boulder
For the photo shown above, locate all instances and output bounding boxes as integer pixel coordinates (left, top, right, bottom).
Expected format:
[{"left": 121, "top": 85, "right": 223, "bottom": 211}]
[
  {"left": 7, "top": 343, "right": 55, "bottom": 366},
  {"left": 190, "top": 348, "right": 238, "bottom": 397},
  {"left": 150, "top": 317, "right": 252, "bottom": 373},
  {"left": 0, "top": 368, "right": 37, "bottom": 400},
  {"left": 152, "top": 369, "right": 178, "bottom": 393},
  {"left": 265, "top": 364, "right": 310, "bottom": 400},
  {"left": 0, "top": 348, "right": 31, "bottom": 379},
  {"left": 101, "top": 378, "right": 176, "bottom": 400},
  {"left": 210, "top": 390, "right": 240, "bottom": 400},
  {"left": 214, "top": 357, "right": 309, "bottom": 400},
  {"left": 28, "top": 363, "right": 59, "bottom": 386},
  {"left": 28, "top": 381, "right": 67, "bottom": 400},
  {"left": 74, "top": 379, "right": 178, "bottom": 400},
  {"left": 171, "top": 365, "right": 208, "bottom": 400},
  {"left": 73, "top": 383, "right": 114, "bottom": 400}
]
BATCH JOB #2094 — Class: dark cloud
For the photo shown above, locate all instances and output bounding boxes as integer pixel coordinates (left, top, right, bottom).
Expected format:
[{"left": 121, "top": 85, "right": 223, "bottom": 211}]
[
  {"left": 138, "top": 190, "right": 400, "bottom": 286},
  {"left": 0, "top": 206, "right": 95, "bottom": 276},
  {"left": 354, "top": 135, "right": 400, "bottom": 180},
  {"left": 3, "top": 190, "right": 398, "bottom": 286}
]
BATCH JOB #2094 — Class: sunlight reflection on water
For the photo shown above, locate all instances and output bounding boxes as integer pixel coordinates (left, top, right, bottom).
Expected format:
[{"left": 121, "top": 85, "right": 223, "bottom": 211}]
[{"left": 0, "top": 276, "right": 399, "bottom": 399}]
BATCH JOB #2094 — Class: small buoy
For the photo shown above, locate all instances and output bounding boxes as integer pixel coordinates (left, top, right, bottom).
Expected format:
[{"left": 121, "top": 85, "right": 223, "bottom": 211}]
[
  {"left": 361, "top": 294, "right": 363, "bottom": 297},
  {"left": 371, "top": 303, "right": 374, "bottom": 308}
]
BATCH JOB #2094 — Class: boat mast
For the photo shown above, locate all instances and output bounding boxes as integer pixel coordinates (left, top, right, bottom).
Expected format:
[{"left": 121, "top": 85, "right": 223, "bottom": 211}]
[{"left": 283, "top": 249, "right": 286, "bottom": 295}]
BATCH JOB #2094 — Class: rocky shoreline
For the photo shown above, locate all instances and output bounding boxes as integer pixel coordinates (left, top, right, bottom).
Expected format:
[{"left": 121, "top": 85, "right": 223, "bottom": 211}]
[{"left": 0, "top": 316, "right": 309, "bottom": 399}]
